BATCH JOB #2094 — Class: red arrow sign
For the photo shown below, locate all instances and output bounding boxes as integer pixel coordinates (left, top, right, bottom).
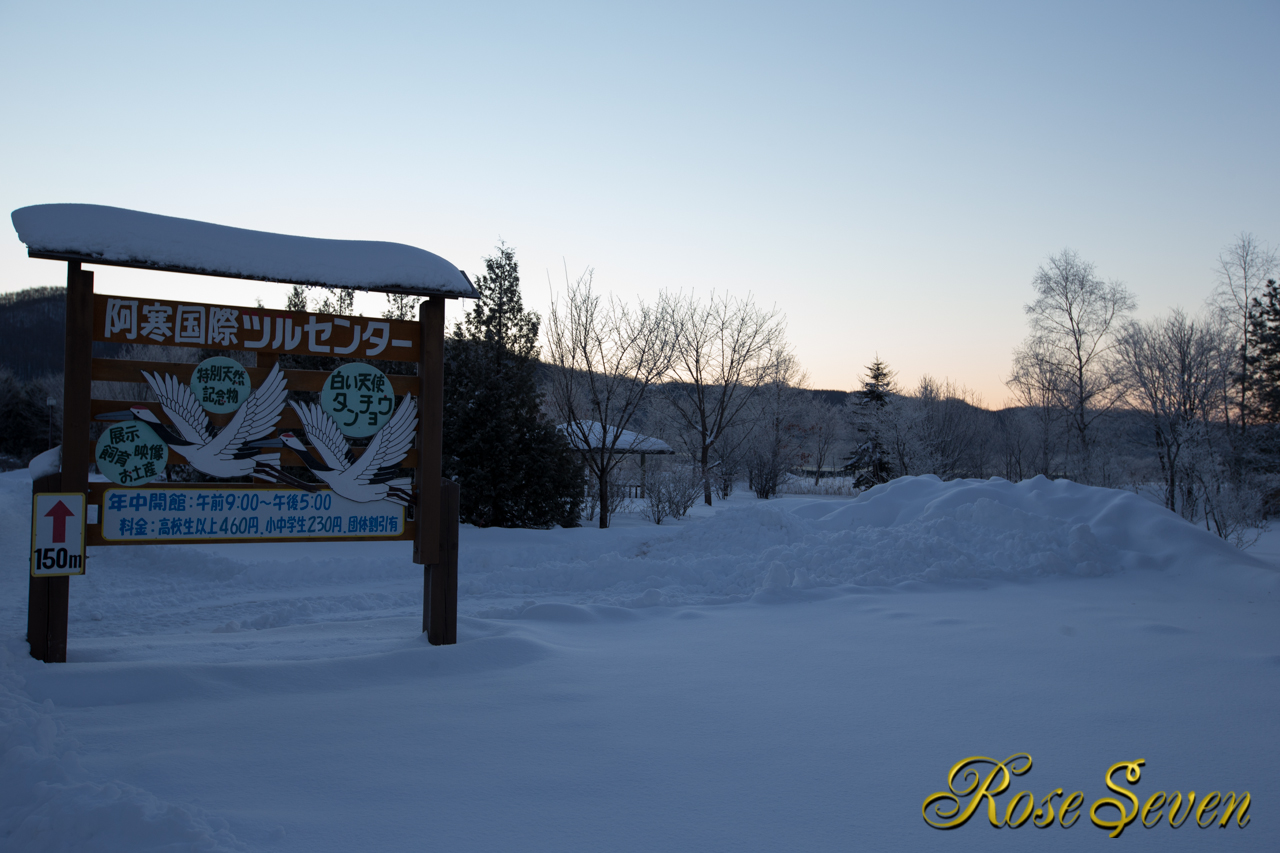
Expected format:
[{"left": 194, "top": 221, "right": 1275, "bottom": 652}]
[{"left": 45, "top": 500, "right": 75, "bottom": 544}]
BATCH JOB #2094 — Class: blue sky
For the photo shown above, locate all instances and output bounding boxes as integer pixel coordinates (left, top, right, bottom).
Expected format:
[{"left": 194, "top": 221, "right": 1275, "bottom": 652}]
[{"left": 2, "top": 1, "right": 1277, "bottom": 405}]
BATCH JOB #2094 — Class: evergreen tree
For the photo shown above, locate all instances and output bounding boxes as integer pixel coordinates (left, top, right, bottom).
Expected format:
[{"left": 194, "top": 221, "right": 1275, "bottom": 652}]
[
  {"left": 443, "top": 243, "right": 584, "bottom": 527},
  {"left": 285, "top": 285, "right": 309, "bottom": 312},
  {"left": 861, "top": 356, "right": 896, "bottom": 405},
  {"left": 1246, "top": 278, "right": 1280, "bottom": 422},
  {"left": 842, "top": 356, "right": 897, "bottom": 483}
]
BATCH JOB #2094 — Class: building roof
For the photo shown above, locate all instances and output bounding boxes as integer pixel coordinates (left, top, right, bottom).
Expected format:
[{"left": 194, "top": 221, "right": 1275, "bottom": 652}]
[{"left": 558, "top": 421, "right": 674, "bottom": 454}]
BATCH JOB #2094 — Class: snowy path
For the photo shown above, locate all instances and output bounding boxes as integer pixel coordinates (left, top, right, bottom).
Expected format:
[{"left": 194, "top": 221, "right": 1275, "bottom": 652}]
[{"left": 2, "top": 475, "right": 1278, "bottom": 851}]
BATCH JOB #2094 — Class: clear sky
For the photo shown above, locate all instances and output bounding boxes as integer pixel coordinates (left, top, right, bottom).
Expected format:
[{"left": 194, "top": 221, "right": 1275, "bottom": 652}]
[{"left": 2, "top": 1, "right": 1277, "bottom": 406}]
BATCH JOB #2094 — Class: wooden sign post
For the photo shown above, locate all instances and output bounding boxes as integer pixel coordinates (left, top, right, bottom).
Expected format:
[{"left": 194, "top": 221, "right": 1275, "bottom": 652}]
[{"left": 13, "top": 203, "right": 478, "bottom": 662}]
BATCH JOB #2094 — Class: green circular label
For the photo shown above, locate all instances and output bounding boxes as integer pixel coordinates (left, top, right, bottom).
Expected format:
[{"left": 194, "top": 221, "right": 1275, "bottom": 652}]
[
  {"left": 191, "top": 356, "right": 251, "bottom": 413},
  {"left": 321, "top": 363, "right": 395, "bottom": 437},
  {"left": 95, "top": 420, "right": 168, "bottom": 486}
]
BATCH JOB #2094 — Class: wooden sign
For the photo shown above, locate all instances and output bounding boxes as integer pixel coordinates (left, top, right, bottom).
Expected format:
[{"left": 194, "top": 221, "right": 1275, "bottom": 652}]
[
  {"left": 27, "top": 270, "right": 454, "bottom": 661},
  {"left": 16, "top": 206, "right": 473, "bottom": 661}
]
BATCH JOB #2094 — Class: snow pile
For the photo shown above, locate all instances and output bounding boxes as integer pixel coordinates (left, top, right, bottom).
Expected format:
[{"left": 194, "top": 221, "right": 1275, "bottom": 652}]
[
  {"left": 10, "top": 204, "right": 479, "bottom": 298},
  {"left": 0, "top": 473, "right": 1253, "bottom": 638},
  {"left": 464, "top": 475, "right": 1244, "bottom": 608}
]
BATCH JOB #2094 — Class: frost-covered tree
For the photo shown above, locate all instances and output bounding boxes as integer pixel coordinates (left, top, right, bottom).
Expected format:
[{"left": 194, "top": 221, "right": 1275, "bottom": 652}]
[
  {"left": 745, "top": 351, "right": 806, "bottom": 498},
  {"left": 875, "top": 376, "right": 984, "bottom": 480},
  {"left": 1005, "top": 335, "right": 1067, "bottom": 477},
  {"left": 661, "top": 291, "right": 785, "bottom": 505},
  {"left": 800, "top": 396, "right": 842, "bottom": 485},
  {"left": 444, "top": 244, "right": 584, "bottom": 528},
  {"left": 1114, "top": 309, "right": 1231, "bottom": 512},
  {"left": 1009, "top": 249, "right": 1135, "bottom": 481},
  {"left": 543, "top": 270, "right": 676, "bottom": 527},
  {"left": 1114, "top": 309, "right": 1269, "bottom": 546},
  {"left": 1212, "top": 234, "right": 1277, "bottom": 430}
]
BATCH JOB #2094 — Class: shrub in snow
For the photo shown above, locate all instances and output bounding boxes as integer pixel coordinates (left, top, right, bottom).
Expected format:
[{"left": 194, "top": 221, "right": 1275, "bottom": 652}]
[{"left": 641, "top": 461, "right": 701, "bottom": 524}]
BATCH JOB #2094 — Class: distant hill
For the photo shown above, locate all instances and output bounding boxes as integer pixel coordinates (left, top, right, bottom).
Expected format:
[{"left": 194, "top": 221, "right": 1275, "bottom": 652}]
[
  {"left": 0, "top": 287, "right": 67, "bottom": 378},
  {"left": 0, "top": 286, "right": 123, "bottom": 377}
]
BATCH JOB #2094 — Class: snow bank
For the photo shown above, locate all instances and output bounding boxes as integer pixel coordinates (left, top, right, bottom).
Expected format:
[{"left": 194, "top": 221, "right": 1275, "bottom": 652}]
[
  {"left": 1, "top": 474, "right": 1262, "bottom": 640},
  {"left": 27, "top": 446, "right": 60, "bottom": 480},
  {"left": 11, "top": 204, "right": 479, "bottom": 298},
  {"left": 463, "top": 475, "right": 1262, "bottom": 608}
]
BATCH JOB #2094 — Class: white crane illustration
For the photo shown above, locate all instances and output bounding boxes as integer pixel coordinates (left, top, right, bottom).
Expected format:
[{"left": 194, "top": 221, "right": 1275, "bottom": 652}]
[
  {"left": 100, "top": 363, "right": 302, "bottom": 486},
  {"left": 280, "top": 395, "right": 417, "bottom": 505}
]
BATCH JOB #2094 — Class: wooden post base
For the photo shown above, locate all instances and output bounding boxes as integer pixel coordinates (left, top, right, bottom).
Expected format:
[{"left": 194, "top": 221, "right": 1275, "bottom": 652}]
[
  {"left": 28, "top": 471, "right": 69, "bottom": 662},
  {"left": 423, "top": 479, "right": 459, "bottom": 645}
]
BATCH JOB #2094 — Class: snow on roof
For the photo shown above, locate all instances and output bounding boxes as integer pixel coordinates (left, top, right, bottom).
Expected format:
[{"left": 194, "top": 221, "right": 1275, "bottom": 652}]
[
  {"left": 11, "top": 204, "right": 479, "bottom": 298},
  {"left": 558, "top": 422, "right": 674, "bottom": 454}
]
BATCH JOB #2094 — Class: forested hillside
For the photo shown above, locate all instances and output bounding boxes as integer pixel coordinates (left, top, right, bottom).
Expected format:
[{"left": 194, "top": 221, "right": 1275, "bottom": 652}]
[{"left": 0, "top": 287, "right": 65, "bottom": 378}]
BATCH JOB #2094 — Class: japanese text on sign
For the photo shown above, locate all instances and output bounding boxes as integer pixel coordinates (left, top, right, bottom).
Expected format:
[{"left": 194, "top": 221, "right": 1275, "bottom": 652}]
[
  {"left": 321, "top": 363, "right": 395, "bottom": 437},
  {"left": 96, "top": 421, "right": 168, "bottom": 486},
  {"left": 101, "top": 487, "right": 405, "bottom": 542},
  {"left": 191, "top": 356, "right": 251, "bottom": 413},
  {"left": 101, "top": 296, "right": 416, "bottom": 359}
]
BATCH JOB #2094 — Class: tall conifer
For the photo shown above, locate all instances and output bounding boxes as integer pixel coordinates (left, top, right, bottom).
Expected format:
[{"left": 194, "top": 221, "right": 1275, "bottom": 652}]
[
  {"left": 443, "top": 243, "right": 584, "bottom": 527},
  {"left": 1246, "top": 278, "right": 1280, "bottom": 422}
]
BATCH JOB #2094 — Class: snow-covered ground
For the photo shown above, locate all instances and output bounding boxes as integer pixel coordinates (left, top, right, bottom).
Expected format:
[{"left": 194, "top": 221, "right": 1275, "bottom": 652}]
[{"left": 2, "top": 471, "right": 1277, "bottom": 851}]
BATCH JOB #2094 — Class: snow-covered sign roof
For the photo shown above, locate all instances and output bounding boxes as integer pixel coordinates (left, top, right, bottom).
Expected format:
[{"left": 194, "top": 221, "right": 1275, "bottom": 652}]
[
  {"left": 558, "top": 421, "right": 674, "bottom": 454},
  {"left": 10, "top": 204, "right": 479, "bottom": 298}
]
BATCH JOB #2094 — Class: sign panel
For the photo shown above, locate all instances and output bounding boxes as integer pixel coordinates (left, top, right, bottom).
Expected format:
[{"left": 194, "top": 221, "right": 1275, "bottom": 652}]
[
  {"left": 191, "top": 356, "right": 251, "bottom": 413},
  {"left": 95, "top": 420, "right": 168, "bottom": 485},
  {"left": 93, "top": 295, "right": 420, "bottom": 362},
  {"left": 32, "top": 492, "right": 87, "bottom": 576},
  {"left": 322, "top": 363, "right": 395, "bottom": 437},
  {"left": 101, "top": 486, "right": 405, "bottom": 542}
]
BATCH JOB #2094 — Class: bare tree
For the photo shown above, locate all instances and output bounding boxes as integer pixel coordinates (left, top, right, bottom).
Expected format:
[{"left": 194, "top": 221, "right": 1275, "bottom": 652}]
[
  {"left": 992, "top": 407, "right": 1033, "bottom": 482},
  {"left": 1212, "top": 233, "right": 1277, "bottom": 431},
  {"left": 744, "top": 350, "right": 806, "bottom": 498},
  {"left": 880, "top": 376, "right": 984, "bottom": 480},
  {"left": 1114, "top": 309, "right": 1231, "bottom": 512},
  {"left": 1006, "top": 336, "right": 1067, "bottom": 477},
  {"left": 801, "top": 396, "right": 842, "bottom": 485},
  {"left": 543, "top": 269, "right": 676, "bottom": 527},
  {"left": 661, "top": 291, "right": 785, "bottom": 504},
  {"left": 1010, "top": 249, "right": 1135, "bottom": 481}
]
